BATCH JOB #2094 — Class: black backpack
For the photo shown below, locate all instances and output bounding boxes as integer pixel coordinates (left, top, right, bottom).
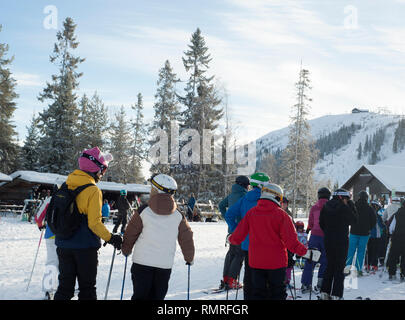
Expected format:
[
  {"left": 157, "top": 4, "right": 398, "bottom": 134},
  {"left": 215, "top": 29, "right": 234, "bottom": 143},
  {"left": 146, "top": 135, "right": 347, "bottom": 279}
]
[{"left": 46, "top": 182, "right": 94, "bottom": 240}]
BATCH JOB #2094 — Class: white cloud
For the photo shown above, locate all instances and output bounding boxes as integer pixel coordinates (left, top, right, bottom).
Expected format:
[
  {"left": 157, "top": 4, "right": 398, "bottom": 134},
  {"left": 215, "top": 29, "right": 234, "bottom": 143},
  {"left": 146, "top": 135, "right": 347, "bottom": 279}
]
[{"left": 14, "top": 72, "right": 43, "bottom": 87}]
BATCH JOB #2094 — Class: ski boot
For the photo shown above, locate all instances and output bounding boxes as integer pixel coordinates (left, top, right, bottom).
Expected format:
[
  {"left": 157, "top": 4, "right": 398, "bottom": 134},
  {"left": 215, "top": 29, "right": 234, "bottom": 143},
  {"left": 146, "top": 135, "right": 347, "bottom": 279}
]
[
  {"left": 370, "top": 266, "right": 378, "bottom": 275},
  {"left": 389, "top": 274, "right": 397, "bottom": 281},
  {"left": 330, "top": 295, "right": 344, "bottom": 300},
  {"left": 227, "top": 277, "right": 243, "bottom": 289},
  {"left": 300, "top": 284, "right": 311, "bottom": 294},
  {"left": 319, "top": 292, "right": 331, "bottom": 300},
  {"left": 313, "top": 278, "right": 323, "bottom": 293},
  {"left": 219, "top": 276, "right": 229, "bottom": 290}
]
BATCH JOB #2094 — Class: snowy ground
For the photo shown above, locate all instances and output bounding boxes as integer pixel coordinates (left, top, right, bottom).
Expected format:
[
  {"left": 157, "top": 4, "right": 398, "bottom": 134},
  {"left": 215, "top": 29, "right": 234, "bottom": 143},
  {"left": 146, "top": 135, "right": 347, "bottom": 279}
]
[{"left": 1, "top": 215, "right": 404, "bottom": 300}]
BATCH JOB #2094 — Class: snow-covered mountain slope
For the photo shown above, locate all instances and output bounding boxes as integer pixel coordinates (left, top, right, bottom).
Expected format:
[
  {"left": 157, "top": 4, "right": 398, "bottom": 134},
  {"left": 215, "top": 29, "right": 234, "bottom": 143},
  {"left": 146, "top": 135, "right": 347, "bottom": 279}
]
[{"left": 255, "top": 112, "right": 405, "bottom": 186}]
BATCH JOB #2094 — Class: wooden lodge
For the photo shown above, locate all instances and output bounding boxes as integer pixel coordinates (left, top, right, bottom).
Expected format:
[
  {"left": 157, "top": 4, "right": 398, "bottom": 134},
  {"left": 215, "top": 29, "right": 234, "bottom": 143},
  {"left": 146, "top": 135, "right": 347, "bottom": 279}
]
[{"left": 341, "top": 164, "right": 405, "bottom": 203}]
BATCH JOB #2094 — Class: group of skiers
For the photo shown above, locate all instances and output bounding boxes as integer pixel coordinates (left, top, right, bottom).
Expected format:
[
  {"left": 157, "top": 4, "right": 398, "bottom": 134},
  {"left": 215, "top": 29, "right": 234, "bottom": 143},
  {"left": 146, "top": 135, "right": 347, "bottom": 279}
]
[
  {"left": 218, "top": 172, "right": 405, "bottom": 300},
  {"left": 32, "top": 145, "right": 405, "bottom": 301}
]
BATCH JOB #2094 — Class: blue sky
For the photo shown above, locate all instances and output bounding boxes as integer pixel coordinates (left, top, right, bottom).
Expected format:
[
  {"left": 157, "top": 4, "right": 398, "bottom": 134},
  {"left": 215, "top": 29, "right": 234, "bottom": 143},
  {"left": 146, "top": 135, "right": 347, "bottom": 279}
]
[{"left": 2, "top": 0, "right": 405, "bottom": 147}]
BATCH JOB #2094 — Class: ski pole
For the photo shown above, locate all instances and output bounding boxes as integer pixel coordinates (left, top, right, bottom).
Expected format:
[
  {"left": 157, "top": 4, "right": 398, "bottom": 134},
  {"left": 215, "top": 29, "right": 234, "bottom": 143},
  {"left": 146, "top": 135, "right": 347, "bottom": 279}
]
[
  {"left": 309, "top": 261, "right": 316, "bottom": 301},
  {"left": 104, "top": 247, "right": 116, "bottom": 300},
  {"left": 26, "top": 228, "right": 45, "bottom": 291},
  {"left": 120, "top": 256, "right": 128, "bottom": 300},
  {"left": 380, "top": 237, "right": 392, "bottom": 278},
  {"left": 292, "top": 263, "right": 297, "bottom": 300},
  {"left": 187, "top": 263, "right": 191, "bottom": 300},
  {"left": 235, "top": 273, "right": 240, "bottom": 300}
]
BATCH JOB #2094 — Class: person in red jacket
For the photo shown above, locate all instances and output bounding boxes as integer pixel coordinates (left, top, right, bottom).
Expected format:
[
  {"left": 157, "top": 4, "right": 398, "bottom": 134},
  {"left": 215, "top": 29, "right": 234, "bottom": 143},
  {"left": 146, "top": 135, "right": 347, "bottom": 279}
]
[{"left": 229, "top": 182, "right": 320, "bottom": 300}]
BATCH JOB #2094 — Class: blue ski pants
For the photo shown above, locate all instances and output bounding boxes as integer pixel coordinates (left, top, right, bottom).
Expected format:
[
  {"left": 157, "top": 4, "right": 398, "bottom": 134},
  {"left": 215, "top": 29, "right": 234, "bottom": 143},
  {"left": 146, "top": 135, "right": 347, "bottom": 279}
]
[
  {"left": 301, "top": 235, "right": 327, "bottom": 286},
  {"left": 346, "top": 234, "right": 370, "bottom": 271}
]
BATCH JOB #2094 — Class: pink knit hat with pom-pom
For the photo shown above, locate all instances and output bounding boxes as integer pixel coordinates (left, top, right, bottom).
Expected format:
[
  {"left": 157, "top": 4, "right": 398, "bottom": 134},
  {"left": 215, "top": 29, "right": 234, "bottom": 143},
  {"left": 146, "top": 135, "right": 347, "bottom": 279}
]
[{"left": 78, "top": 147, "right": 113, "bottom": 173}]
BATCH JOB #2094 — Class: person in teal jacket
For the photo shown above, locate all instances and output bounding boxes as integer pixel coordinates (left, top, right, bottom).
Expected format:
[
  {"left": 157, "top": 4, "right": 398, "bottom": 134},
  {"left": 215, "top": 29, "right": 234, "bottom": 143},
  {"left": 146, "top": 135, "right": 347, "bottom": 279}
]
[
  {"left": 225, "top": 172, "right": 270, "bottom": 300},
  {"left": 218, "top": 176, "right": 249, "bottom": 290}
]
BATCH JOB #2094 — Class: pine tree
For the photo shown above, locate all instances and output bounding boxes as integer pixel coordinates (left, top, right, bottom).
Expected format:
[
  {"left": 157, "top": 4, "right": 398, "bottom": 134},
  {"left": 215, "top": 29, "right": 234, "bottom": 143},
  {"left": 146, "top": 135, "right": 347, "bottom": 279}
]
[
  {"left": 129, "top": 93, "right": 147, "bottom": 183},
  {"left": 149, "top": 60, "right": 180, "bottom": 176},
  {"left": 37, "top": 17, "right": 85, "bottom": 174},
  {"left": 0, "top": 24, "right": 19, "bottom": 173},
  {"left": 108, "top": 106, "right": 133, "bottom": 183},
  {"left": 21, "top": 114, "right": 41, "bottom": 170},
  {"left": 280, "top": 65, "right": 317, "bottom": 217},
  {"left": 174, "top": 28, "right": 223, "bottom": 201},
  {"left": 76, "top": 92, "right": 109, "bottom": 153},
  {"left": 357, "top": 142, "right": 362, "bottom": 160}
]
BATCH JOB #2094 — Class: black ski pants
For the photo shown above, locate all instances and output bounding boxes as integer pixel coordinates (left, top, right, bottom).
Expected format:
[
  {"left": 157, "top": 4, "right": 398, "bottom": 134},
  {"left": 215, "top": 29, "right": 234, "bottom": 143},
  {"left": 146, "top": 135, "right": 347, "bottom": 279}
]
[
  {"left": 113, "top": 211, "right": 127, "bottom": 234},
  {"left": 223, "top": 244, "right": 244, "bottom": 280},
  {"left": 367, "top": 237, "right": 384, "bottom": 267},
  {"left": 251, "top": 267, "right": 287, "bottom": 300},
  {"left": 321, "top": 239, "right": 348, "bottom": 298},
  {"left": 243, "top": 250, "right": 253, "bottom": 300},
  {"left": 54, "top": 247, "right": 98, "bottom": 300},
  {"left": 387, "top": 237, "right": 405, "bottom": 276},
  {"left": 130, "top": 263, "right": 172, "bottom": 300}
]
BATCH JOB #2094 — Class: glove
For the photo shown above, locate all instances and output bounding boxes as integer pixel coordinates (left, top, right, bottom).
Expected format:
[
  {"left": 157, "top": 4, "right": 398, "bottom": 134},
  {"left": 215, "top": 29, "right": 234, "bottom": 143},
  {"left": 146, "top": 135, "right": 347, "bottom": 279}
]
[
  {"left": 303, "top": 248, "right": 321, "bottom": 263},
  {"left": 108, "top": 233, "right": 123, "bottom": 250},
  {"left": 186, "top": 261, "right": 194, "bottom": 266},
  {"left": 225, "top": 233, "right": 231, "bottom": 247}
]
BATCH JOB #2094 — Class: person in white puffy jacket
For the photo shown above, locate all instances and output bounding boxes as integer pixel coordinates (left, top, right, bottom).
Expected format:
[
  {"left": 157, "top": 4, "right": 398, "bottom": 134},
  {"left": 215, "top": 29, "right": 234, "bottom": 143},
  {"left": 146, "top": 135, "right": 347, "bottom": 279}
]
[
  {"left": 383, "top": 197, "right": 401, "bottom": 226},
  {"left": 122, "top": 174, "right": 195, "bottom": 300}
]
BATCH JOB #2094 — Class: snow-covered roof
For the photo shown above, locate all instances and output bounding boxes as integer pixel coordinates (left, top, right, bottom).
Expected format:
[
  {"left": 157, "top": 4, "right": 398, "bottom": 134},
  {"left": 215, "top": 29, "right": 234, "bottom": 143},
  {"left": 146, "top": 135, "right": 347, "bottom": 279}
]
[
  {"left": 8, "top": 170, "right": 150, "bottom": 194},
  {"left": 363, "top": 165, "right": 405, "bottom": 193},
  {"left": 9, "top": 170, "right": 67, "bottom": 185},
  {"left": 97, "top": 181, "right": 150, "bottom": 194},
  {"left": 0, "top": 172, "right": 12, "bottom": 182}
]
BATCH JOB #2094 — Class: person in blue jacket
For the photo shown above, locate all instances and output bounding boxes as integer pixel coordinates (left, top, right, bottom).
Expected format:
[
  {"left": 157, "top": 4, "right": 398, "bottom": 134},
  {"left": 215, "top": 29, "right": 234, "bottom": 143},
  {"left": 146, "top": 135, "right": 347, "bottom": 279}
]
[
  {"left": 225, "top": 172, "right": 270, "bottom": 300},
  {"left": 102, "top": 199, "right": 110, "bottom": 223},
  {"left": 218, "top": 175, "right": 250, "bottom": 290}
]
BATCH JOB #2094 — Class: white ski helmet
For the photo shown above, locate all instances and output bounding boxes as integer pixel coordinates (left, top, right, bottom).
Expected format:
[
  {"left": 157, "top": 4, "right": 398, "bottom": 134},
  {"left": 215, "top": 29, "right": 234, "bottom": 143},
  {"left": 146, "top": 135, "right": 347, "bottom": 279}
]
[
  {"left": 260, "top": 182, "right": 283, "bottom": 206},
  {"left": 150, "top": 173, "right": 178, "bottom": 195}
]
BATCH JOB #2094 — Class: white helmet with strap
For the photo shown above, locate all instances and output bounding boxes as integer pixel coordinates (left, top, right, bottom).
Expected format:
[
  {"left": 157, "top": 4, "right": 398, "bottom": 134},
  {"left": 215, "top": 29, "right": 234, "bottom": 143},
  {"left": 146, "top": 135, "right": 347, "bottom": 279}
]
[
  {"left": 150, "top": 174, "right": 178, "bottom": 195},
  {"left": 260, "top": 182, "right": 284, "bottom": 206}
]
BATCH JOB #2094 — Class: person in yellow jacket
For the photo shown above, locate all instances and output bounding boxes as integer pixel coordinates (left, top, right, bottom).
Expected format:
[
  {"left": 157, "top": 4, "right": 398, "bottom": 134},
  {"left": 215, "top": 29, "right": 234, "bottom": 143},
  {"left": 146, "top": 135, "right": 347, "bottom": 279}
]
[{"left": 54, "top": 147, "right": 123, "bottom": 300}]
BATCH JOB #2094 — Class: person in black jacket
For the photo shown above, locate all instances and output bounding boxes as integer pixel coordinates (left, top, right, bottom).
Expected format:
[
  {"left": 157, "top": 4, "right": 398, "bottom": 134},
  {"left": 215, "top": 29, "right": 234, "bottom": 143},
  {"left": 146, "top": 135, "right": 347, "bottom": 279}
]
[
  {"left": 113, "top": 190, "right": 131, "bottom": 234},
  {"left": 345, "top": 191, "right": 377, "bottom": 276},
  {"left": 387, "top": 199, "right": 405, "bottom": 281},
  {"left": 319, "top": 188, "right": 358, "bottom": 300}
]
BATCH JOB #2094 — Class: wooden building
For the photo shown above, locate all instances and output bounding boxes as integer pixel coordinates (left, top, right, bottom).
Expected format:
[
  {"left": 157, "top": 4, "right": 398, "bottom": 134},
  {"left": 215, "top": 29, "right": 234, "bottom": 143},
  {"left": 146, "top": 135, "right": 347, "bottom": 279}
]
[
  {"left": 341, "top": 164, "right": 405, "bottom": 202},
  {"left": 0, "top": 170, "right": 150, "bottom": 204}
]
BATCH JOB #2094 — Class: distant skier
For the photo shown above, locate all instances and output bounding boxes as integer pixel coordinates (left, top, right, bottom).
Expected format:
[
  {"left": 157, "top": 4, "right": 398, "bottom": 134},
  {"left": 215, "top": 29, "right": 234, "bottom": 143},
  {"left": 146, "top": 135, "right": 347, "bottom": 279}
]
[
  {"left": 345, "top": 191, "right": 376, "bottom": 276},
  {"left": 281, "top": 197, "right": 294, "bottom": 222},
  {"left": 383, "top": 196, "right": 401, "bottom": 227},
  {"left": 301, "top": 187, "right": 330, "bottom": 293},
  {"left": 35, "top": 187, "right": 58, "bottom": 300},
  {"left": 218, "top": 175, "right": 250, "bottom": 290},
  {"left": 187, "top": 193, "right": 196, "bottom": 222},
  {"left": 122, "top": 174, "right": 195, "bottom": 300},
  {"left": 113, "top": 190, "right": 131, "bottom": 234},
  {"left": 319, "top": 188, "right": 358, "bottom": 300},
  {"left": 229, "top": 182, "right": 320, "bottom": 300},
  {"left": 294, "top": 221, "right": 308, "bottom": 269},
  {"left": 365, "top": 200, "right": 386, "bottom": 273},
  {"left": 102, "top": 199, "right": 110, "bottom": 224},
  {"left": 225, "top": 172, "right": 270, "bottom": 300},
  {"left": 387, "top": 198, "right": 405, "bottom": 281}
]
